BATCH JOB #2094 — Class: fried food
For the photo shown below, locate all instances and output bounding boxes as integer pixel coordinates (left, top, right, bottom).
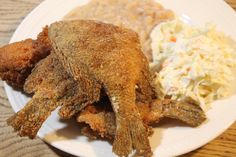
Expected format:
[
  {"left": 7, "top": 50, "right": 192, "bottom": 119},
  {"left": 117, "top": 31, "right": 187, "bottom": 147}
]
[
  {"left": 65, "top": 0, "right": 174, "bottom": 61},
  {"left": 6, "top": 50, "right": 152, "bottom": 141},
  {"left": 78, "top": 98, "right": 206, "bottom": 140},
  {"left": 5, "top": 20, "right": 207, "bottom": 157},
  {"left": 7, "top": 53, "right": 69, "bottom": 138},
  {"left": 49, "top": 20, "right": 155, "bottom": 157},
  {"left": 0, "top": 26, "right": 51, "bottom": 88},
  {"left": 7, "top": 52, "right": 101, "bottom": 138},
  {"left": 7, "top": 52, "right": 205, "bottom": 141}
]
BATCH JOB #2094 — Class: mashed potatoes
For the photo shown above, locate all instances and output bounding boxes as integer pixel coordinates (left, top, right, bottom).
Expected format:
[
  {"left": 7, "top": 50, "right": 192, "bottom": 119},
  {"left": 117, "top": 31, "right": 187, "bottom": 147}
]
[{"left": 151, "top": 20, "right": 236, "bottom": 110}]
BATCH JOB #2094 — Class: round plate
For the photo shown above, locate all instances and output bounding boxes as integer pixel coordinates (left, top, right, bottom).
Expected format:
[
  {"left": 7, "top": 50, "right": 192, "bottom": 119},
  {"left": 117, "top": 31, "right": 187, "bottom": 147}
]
[{"left": 4, "top": 0, "right": 236, "bottom": 156}]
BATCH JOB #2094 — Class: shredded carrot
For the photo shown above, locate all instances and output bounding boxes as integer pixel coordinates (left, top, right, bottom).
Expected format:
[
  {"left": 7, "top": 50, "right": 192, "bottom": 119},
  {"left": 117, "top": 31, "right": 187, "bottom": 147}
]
[{"left": 170, "top": 36, "right": 177, "bottom": 42}]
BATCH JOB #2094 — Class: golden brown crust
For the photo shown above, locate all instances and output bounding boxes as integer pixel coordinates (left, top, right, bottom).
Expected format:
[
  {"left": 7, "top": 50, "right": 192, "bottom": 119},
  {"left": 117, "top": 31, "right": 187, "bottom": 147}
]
[
  {"left": 64, "top": 0, "right": 175, "bottom": 61},
  {"left": 8, "top": 53, "right": 84, "bottom": 138},
  {"left": 6, "top": 21, "right": 206, "bottom": 157},
  {"left": 7, "top": 52, "right": 101, "bottom": 138},
  {"left": 77, "top": 99, "right": 206, "bottom": 140},
  {"left": 7, "top": 54, "right": 65, "bottom": 138},
  {"left": 49, "top": 20, "right": 155, "bottom": 156},
  {"left": 0, "top": 27, "right": 51, "bottom": 88}
]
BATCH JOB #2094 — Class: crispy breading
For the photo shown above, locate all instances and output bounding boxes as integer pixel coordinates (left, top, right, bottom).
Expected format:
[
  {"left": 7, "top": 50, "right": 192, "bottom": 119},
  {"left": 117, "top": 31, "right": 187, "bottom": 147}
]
[
  {"left": 7, "top": 54, "right": 67, "bottom": 138},
  {"left": 77, "top": 99, "right": 206, "bottom": 140},
  {"left": 7, "top": 53, "right": 90, "bottom": 138},
  {"left": 0, "top": 26, "right": 51, "bottom": 88},
  {"left": 5, "top": 20, "right": 206, "bottom": 157},
  {"left": 64, "top": 0, "right": 175, "bottom": 61},
  {"left": 49, "top": 20, "right": 155, "bottom": 156}
]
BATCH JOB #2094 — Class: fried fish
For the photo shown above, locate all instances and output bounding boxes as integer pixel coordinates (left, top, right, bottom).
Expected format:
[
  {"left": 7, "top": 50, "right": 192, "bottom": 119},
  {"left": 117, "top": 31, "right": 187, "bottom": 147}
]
[
  {"left": 4, "top": 20, "right": 207, "bottom": 157},
  {"left": 0, "top": 26, "right": 51, "bottom": 88},
  {"left": 78, "top": 98, "right": 206, "bottom": 140},
  {"left": 49, "top": 20, "right": 155, "bottom": 156}
]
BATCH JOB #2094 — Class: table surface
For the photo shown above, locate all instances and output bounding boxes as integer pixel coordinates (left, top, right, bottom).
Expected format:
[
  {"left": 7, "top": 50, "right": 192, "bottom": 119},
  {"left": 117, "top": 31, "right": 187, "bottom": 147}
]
[{"left": 0, "top": 0, "right": 235, "bottom": 157}]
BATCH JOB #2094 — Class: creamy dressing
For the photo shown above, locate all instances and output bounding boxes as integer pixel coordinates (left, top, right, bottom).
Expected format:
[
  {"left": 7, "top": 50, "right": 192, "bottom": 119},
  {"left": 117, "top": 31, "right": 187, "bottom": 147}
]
[{"left": 151, "top": 20, "right": 236, "bottom": 110}]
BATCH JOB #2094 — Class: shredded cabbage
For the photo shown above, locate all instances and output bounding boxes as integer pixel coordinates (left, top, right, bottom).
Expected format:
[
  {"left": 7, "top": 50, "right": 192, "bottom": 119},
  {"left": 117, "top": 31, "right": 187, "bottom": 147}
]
[{"left": 151, "top": 19, "right": 236, "bottom": 110}]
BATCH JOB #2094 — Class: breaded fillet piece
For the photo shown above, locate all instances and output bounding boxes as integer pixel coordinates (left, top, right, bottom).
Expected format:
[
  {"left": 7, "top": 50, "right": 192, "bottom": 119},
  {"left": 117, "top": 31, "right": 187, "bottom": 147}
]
[
  {"left": 7, "top": 53, "right": 94, "bottom": 138},
  {"left": 64, "top": 0, "right": 175, "bottom": 61},
  {"left": 49, "top": 20, "right": 155, "bottom": 157},
  {"left": 6, "top": 20, "right": 206, "bottom": 157},
  {"left": 6, "top": 45, "right": 205, "bottom": 157},
  {"left": 7, "top": 52, "right": 205, "bottom": 140},
  {"left": 0, "top": 26, "right": 51, "bottom": 88},
  {"left": 78, "top": 99, "right": 206, "bottom": 140}
]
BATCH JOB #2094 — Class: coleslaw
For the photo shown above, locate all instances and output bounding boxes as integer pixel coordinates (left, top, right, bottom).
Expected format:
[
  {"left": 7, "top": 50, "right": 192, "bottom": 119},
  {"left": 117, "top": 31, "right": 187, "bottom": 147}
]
[{"left": 151, "top": 19, "right": 236, "bottom": 110}]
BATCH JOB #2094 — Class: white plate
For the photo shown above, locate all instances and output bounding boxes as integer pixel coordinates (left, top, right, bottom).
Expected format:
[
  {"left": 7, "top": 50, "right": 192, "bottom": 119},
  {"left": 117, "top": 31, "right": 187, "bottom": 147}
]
[{"left": 4, "top": 0, "right": 236, "bottom": 156}]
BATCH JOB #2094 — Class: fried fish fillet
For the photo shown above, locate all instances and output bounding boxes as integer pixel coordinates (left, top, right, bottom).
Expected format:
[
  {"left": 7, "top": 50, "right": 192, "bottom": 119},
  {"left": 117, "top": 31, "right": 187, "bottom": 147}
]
[
  {"left": 6, "top": 20, "right": 206, "bottom": 157},
  {"left": 77, "top": 98, "right": 206, "bottom": 140},
  {"left": 49, "top": 20, "right": 155, "bottom": 156},
  {"left": 0, "top": 26, "right": 51, "bottom": 88},
  {"left": 7, "top": 52, "right": 206, "bottom": 140},
  {"left": 7, "top": 53, "right": 91, "bottom": 138},
  {"left": 64, "top": 0, "right": 175, "bottom": 61}
]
